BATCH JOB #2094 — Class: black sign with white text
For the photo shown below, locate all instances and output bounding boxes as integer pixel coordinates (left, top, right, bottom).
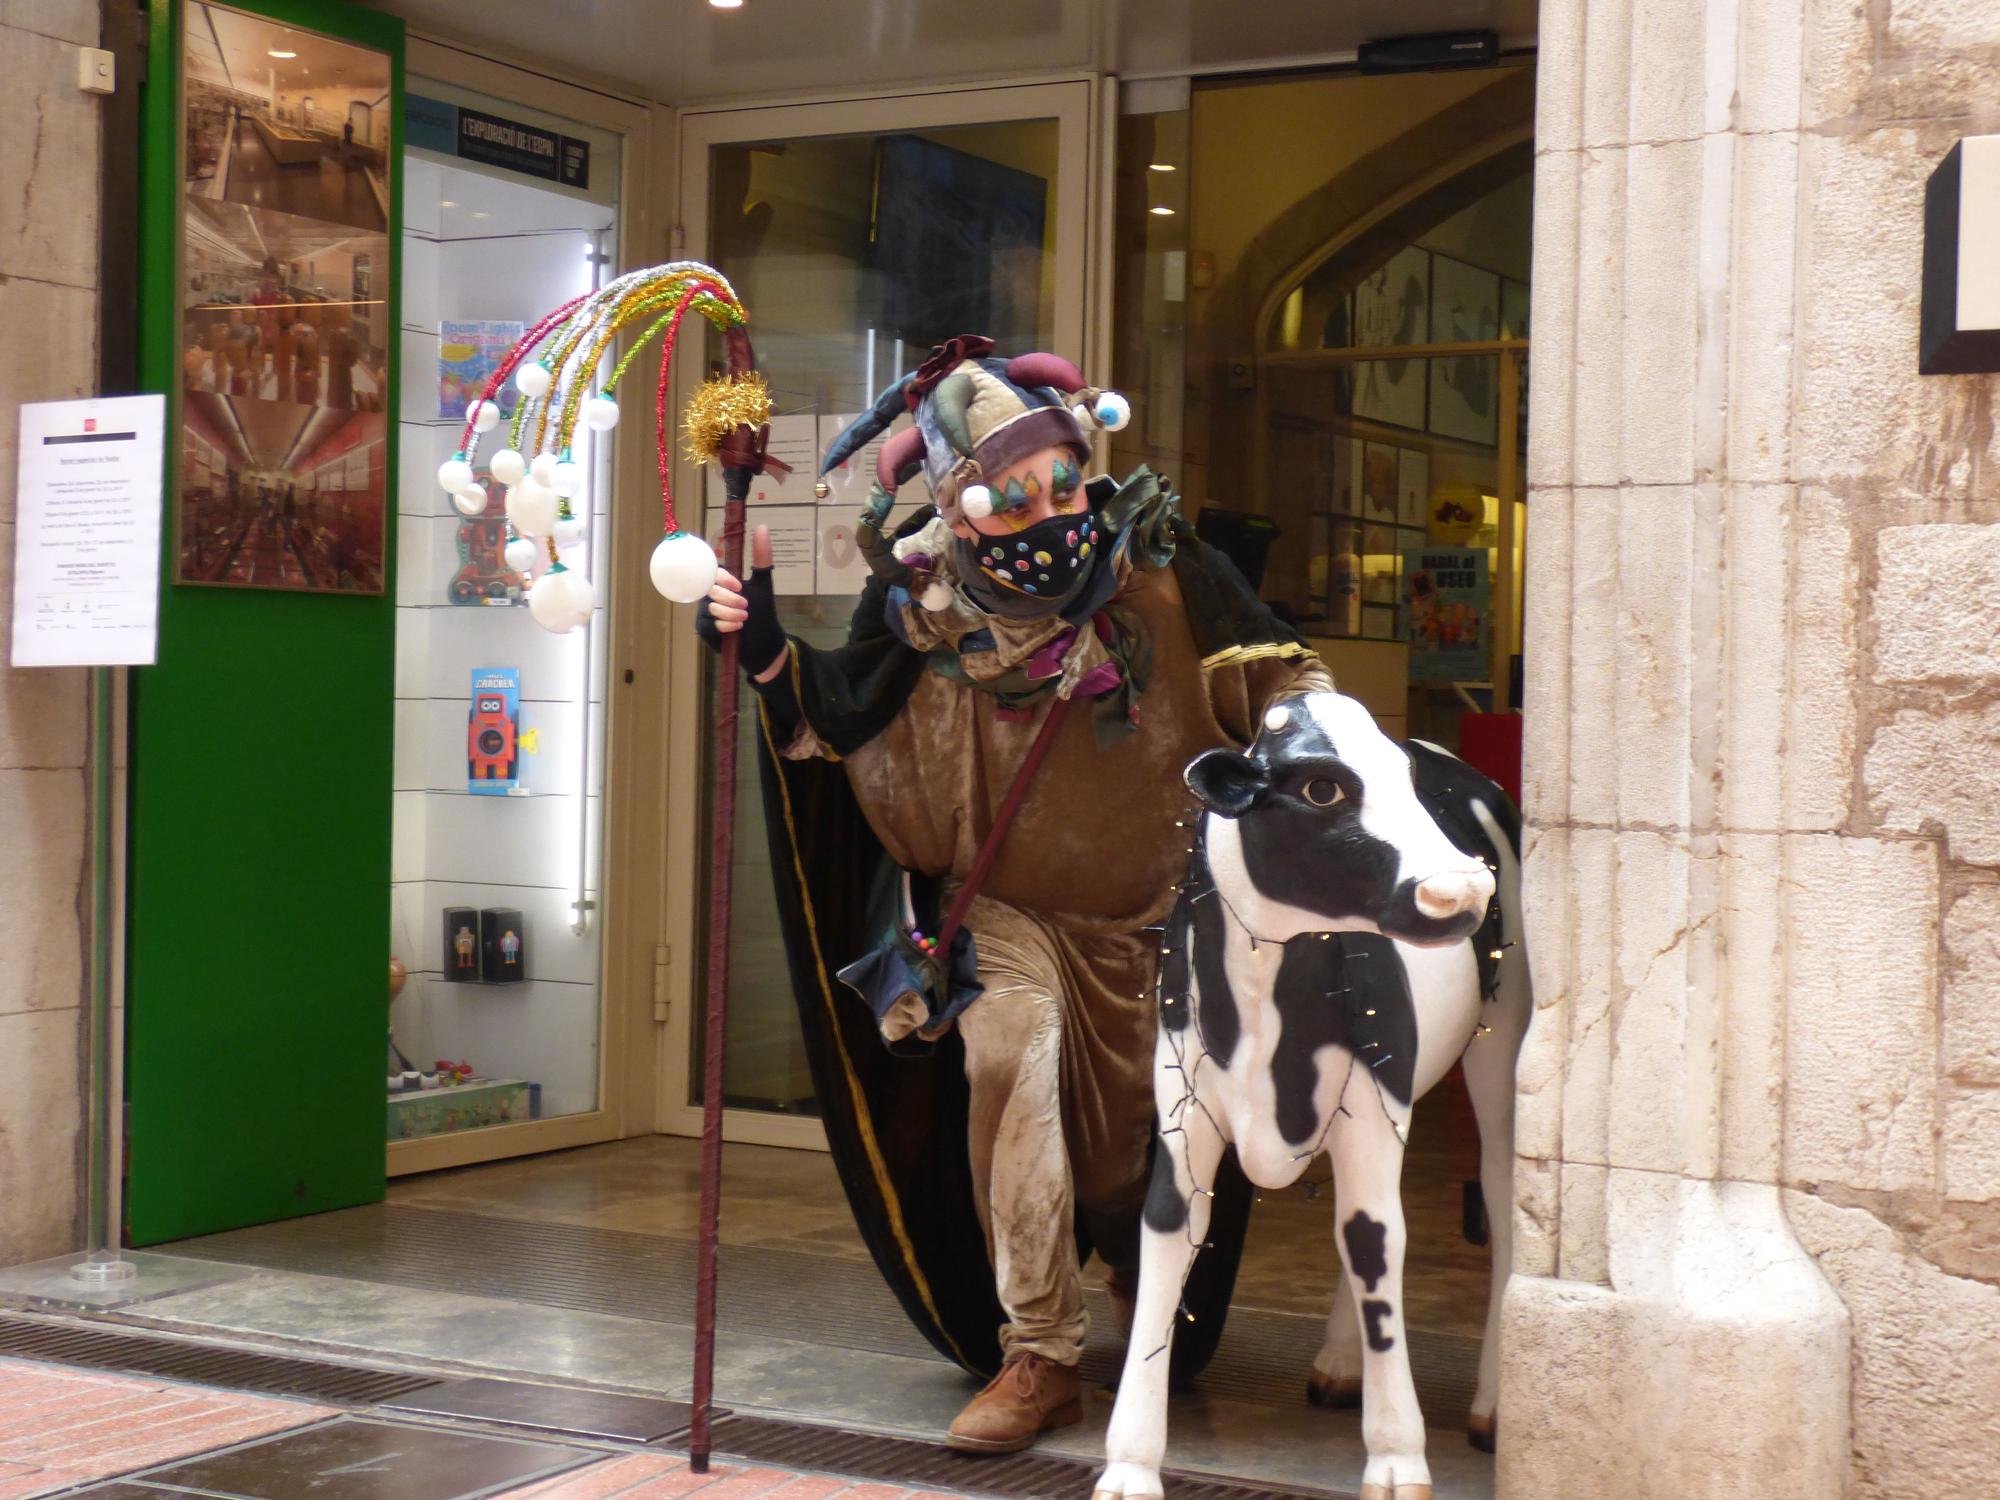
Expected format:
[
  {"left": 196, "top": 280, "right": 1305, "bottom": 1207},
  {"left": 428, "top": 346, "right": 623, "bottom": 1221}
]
[{"left": 448, "top": 104, "right": 590, "bottom": 191}]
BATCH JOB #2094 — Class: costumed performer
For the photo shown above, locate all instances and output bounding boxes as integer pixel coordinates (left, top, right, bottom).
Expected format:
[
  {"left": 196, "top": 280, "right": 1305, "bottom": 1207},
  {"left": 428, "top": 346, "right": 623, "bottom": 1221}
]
[{"left": 700, "top": 337, "right": 1331, "bottom": 1454}]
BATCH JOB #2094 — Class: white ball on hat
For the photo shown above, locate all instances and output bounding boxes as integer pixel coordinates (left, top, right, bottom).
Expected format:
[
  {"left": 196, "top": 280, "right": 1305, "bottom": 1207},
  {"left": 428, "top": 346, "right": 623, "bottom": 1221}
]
[{"left": 959, "top": 484, "right": 995, "bottom": 520}]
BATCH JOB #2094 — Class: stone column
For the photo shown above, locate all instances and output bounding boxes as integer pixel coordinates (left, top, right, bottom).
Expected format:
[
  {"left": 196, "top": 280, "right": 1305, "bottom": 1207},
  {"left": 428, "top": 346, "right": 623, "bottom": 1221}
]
[
  {"left": 1499, "top": 0, "right": 1857, "bottom": 1491},
  {"left": 0, "top": 0, "right": 99, "bottom": 1266}
]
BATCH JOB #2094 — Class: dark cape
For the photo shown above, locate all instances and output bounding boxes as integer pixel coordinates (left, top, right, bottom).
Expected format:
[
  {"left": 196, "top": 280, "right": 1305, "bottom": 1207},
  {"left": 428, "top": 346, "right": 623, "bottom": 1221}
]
[{"left": 751, "top": 497, "right": 1306, "bottom": 1381}]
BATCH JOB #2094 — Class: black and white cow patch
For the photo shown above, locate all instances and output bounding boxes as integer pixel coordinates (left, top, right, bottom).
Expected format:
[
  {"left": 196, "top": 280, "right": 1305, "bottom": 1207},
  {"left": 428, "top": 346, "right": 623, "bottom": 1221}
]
[
  {"left": 1405, "top": 740, "right": 1519, "bottom": 998},
  {"left": 1268, "top": 933, "right": 1419, "bottom": 1144}
]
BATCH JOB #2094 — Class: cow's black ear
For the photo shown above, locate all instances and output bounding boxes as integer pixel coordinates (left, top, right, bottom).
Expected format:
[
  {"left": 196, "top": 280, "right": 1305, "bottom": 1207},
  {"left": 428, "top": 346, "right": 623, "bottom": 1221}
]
[{"left": 1185, "top": 749, "right": 1269, "bottom": 817}]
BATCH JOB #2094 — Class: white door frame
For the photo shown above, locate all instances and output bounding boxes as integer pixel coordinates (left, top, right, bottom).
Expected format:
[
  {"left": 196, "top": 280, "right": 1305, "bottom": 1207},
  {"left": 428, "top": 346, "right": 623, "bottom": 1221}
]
[{"left": 658, "top": 79, "right": 1101, "bottom": 1151}]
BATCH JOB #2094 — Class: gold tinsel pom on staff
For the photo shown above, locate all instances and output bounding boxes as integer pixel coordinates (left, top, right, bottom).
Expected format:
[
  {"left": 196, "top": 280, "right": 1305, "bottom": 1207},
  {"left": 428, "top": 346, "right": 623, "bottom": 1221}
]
[{"left": 683, "top": 372, "right": 774, "bottom": 466}]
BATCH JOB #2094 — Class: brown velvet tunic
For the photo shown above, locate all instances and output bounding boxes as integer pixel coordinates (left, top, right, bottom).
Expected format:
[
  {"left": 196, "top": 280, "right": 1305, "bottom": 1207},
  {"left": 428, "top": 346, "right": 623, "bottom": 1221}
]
[{"left": 830, "top": 562, "right": 1331, "bottom": 1218}]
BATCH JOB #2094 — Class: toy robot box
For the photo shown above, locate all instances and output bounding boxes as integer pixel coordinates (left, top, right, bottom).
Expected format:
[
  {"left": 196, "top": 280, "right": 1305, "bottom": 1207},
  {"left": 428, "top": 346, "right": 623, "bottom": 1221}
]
[{"left": 468, "top": 667, "right": 521, "bottom": 795}]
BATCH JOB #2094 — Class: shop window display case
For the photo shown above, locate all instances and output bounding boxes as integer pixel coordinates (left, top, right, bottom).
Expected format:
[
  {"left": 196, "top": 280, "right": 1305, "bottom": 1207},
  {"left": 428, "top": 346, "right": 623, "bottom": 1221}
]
[{"left": 386, "top": 79, "right": 620, "bottom": 1149}]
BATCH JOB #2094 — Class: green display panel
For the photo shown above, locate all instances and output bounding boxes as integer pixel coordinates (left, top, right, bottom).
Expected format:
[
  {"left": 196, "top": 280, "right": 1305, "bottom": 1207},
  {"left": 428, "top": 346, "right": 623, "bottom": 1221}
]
[{"left": 127, "top": 0, "right": 403, "bottom": 1244}]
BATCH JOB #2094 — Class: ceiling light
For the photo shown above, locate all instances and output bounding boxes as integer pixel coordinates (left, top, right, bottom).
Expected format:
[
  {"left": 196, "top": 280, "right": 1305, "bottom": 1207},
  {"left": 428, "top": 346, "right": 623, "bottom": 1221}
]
[
  {"left": 471, "top": 211, "right": 490, "bottom": 220},
  {"left": 709, "top": 0, "right": 745, "bottom": 8},
  {"left": 1148, "top": 163, "right": 1177, "bottom": 172},
  {"left": 1149, "top": 205, "right": 1176, "bottom": 216},
  {"left": 440, "top": 200, "right": 457, "bottom": 209},
  {"left": 268, "top": 47, "right": 296, "bottom": 58}
]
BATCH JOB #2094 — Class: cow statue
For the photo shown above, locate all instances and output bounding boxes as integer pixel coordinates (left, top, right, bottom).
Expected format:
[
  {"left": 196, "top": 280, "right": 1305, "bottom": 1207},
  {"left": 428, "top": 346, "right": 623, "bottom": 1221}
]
[{"left": 1092, "top": 691, "right": 1531, "bottom": 1500}]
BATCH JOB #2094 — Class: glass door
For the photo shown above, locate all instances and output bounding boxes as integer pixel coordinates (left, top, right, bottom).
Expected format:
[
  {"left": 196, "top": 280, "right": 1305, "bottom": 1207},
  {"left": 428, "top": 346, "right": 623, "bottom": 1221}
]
[{"left": 663, "top": 84, "right": 1096, "bottom": 1147}]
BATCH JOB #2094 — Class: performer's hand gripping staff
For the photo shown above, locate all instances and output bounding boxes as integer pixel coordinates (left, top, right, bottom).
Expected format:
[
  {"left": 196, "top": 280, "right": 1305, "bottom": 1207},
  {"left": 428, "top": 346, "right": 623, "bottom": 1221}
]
[{"left": 441, "top": 264, "right": 775, "bottom": 1472}]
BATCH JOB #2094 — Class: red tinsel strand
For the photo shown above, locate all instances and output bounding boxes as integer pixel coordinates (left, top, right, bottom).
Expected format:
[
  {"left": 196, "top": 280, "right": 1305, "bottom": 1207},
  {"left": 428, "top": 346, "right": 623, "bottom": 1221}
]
[
  {"left": 651, "top": 280, "right": 727, "bottom": 536},
  {"left": 452, "top": 292, "right": 591, "bottom": 457}
]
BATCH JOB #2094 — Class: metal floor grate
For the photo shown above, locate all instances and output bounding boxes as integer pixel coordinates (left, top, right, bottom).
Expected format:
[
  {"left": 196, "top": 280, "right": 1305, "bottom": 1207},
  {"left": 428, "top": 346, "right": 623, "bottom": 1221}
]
[
  {"left": 167, "top": 1205, "right": 1480, "bottom": 1422},
  {"left": 707, "top": 1412, "right": 1359, "bottom": 1500},
  {"left": 0, "top": 1313, "right": 439, "bottom": 1406}
]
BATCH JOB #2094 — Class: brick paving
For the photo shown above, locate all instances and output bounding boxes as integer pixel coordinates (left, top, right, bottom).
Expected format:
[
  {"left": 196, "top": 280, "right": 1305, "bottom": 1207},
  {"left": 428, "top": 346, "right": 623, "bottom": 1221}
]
[
  {"left": 0, "top": 1357, "right": 334, "bottom": 1495},
  {"left": 0, "top": 1357, "right": 973, "bottom": 1500}
]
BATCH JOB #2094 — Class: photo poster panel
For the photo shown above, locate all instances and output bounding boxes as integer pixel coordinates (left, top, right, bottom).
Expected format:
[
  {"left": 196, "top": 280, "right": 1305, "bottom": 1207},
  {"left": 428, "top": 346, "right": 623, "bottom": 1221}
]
[
  {"left": 1405, "top": 546, "right": 1490, "bottom": 681},
  {"left": 1351, "top": 245, "right": 1429, "bottom": 431},
  {"left": 176, "top": 1, "right": 396, "bottom": 593},
  {"left": 1428, "top": 254, "right": 1501, "bottom": 447}
]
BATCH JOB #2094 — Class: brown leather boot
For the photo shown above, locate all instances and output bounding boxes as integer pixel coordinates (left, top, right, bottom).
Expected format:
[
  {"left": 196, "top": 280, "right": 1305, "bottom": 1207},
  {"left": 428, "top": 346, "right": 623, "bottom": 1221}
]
[{"left": 945, "top": 1352, "right": 1084, "bottom": 1454}]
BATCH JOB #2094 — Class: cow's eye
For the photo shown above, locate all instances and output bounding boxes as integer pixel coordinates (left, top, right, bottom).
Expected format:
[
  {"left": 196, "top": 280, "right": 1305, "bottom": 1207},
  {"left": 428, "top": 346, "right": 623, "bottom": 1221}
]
[{"left": 1302, "top": 778, "right": 1344, "bottom": 807}]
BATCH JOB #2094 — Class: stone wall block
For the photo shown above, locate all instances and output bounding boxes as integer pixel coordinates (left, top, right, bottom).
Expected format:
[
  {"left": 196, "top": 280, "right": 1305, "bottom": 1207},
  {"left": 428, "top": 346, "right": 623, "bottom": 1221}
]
[
  {"left": 1512, "top": 1156, "right": 1561, "bottom": 1278},
  {"left": 1871, "top": 525, "right": 2000, "bottom": 685},
  {"left": 1498, "top": 1278, "right": 1645, "bottom": 1497},
  {"left": 0, "top": 26, "right": 99, "bottom": 289},
  {"left": 1788, "top": 1189, "right": 2000, "bottom": 1500},
  {"left": 1533, "top": 0, "right": 1585, "bottom": 154},
  {"left": 1718, "top": 832, "right": 1785, "bottom": 1181},
  {"left": 1517, "top": 824, "right": 1572, "bottom": 1162},
  {"left": 0, "top": 522, "right": 87, "bottom": 770},
  {"left": 1803, "top": 0, "right": 2000, "bottom": 131},
  {"left": 1941, "top": 1089, "right": 2000, "bottom": 1203},
  {"left": 1864, "top": 704, "right": 2000, "bottom": 866},
  {"left": 1525, "top": 149, "right": 1580, "bottom": 490},
  {"left": 1794, "top": 128, "right": 2000, "bottom": 498},
  {"left": 1619, "top": 143, "right": 1703, "bottom": 486},
  {"left": 1782, "top": 834, "right": 1939, "bottom": 1193},
  {"left": 1726, "top": 134, "right": 1799, "bottom": 485},
  {"left": 1607, "top": 831, "right": 1694, "bottom": 1174},
  {"left": 1736, "top": 0, "right": 1806, "bottom": 135},
  {"left": 1565, "top": 487, "right": 1620, "bottom": 826},
  {"left": 1614, "top": 488, "right": 1693, "bottom": 829},
  {"left": 0, "top": 1, "right": 98, "bottom": 45},
  {"left": 1785, "top": 488, "right": 1857, "bottom": 832},
  {"left": 0, "top": 767, "right": 84, "bottom": 1021},
  {"left": 0, "top": 279, "right": 98, "bottom": 526},
  {"left": 1720, "top": 487, "right": 1789, "bottom": 832},
  {"left": 1942, "top": 885, "right": 2000, "bottom": 1083},
  {"left": 0, "top": 1007, "right": 82, "bottom": 1264},
  {"left": 1626, "top": 0, "right": 1707, "bottom": 144},
  {"left": 1577, "top": 0, "right": 1633, "bottom": 149},
  {"left": 1570, "top": 150, "right": 1627, "bottom": 489},
  {"left": 1520, "top": 487, "right": 1573, "bottom": 827},
  {"left": 1557, "top": 1160, "right": 1609, "bottom": 1283},
  {"left": 1559, "top": 827, "right": 1617, "bottom": 1166}
]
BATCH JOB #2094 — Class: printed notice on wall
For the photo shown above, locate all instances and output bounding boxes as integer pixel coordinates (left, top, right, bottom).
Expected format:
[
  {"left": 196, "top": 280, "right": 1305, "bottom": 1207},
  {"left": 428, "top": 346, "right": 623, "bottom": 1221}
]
[{"left": 10, "top": 395, "right": 165, "bottom": 667}]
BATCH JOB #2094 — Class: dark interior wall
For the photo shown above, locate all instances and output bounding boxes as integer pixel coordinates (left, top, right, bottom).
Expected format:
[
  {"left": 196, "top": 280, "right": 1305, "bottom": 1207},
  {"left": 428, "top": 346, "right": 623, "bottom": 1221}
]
[{"left": 126, "top": 0, "right": 403, "bottom": 1245}]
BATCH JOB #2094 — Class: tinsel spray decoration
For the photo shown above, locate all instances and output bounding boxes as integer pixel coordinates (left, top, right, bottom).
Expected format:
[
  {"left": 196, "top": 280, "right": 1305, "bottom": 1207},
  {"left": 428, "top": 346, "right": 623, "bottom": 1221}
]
[{"left": 434, "top": 262, "right": 769, "bottom": 633}]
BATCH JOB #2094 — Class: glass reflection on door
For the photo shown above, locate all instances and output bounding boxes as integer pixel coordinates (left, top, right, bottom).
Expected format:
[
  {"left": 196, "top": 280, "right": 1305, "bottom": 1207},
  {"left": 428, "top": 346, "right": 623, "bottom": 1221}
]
[{"left": 695, "top": 120, "right": 1062, "bottom": 1116}]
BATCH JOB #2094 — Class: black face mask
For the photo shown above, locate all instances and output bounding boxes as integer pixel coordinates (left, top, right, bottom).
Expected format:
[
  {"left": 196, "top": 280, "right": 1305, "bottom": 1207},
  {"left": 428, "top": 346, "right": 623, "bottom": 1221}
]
[{"left": 955, "top": 509, "right": 1102, "bottom": 615}]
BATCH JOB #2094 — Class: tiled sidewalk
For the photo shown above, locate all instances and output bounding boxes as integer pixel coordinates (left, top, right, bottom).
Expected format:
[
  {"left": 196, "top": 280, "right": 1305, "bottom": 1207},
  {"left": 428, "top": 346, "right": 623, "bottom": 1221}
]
[{"left": 0, "top": 1358, "right": 970, "bottom": 1500}]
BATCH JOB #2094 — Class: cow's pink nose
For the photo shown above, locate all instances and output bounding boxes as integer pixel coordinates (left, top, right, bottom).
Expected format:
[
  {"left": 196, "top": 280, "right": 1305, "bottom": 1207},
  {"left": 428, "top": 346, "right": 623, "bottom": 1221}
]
[{"left": 1413, "top": 868, "right": 1495, "bottom": 919}]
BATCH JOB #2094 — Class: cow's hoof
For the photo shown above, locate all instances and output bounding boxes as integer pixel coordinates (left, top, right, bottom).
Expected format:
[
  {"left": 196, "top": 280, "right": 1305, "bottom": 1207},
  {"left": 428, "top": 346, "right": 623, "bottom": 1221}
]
[
  {"left": 1359, "top": 1486, "right": 1433, "bottom": 1500},
  {"left": 1090, "top": 1461, "right": 1164, "bottom": 1499},
  {"left": 1467, "top": 1412, "right": 1497, "bottom": 1453},
  {"left": 1305, "top": 1370, "right": 1362, "bottom": 1409}
]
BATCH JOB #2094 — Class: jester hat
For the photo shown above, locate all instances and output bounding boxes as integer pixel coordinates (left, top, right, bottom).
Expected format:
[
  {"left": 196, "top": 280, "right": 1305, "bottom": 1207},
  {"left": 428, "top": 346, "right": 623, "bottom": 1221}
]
[{"left": 819, "top": 335, "right": 1131, "bottom": 523}]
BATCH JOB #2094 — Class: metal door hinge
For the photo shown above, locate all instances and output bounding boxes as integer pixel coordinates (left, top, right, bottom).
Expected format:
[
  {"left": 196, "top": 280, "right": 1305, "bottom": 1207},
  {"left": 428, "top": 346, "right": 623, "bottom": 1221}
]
[{"left": 652, "top": 943, "right": 673, "bottom": 1023}]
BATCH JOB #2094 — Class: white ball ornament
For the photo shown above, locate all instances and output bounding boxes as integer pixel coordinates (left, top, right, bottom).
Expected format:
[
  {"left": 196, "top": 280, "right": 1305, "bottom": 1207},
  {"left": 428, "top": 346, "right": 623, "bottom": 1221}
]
[
  {"left": 528, "top": 565, "right": 595, "bottom": 634},
  {"left": 1072, "top": 401, "right": 1096, "bottom": 428},
  {"left": 529, "top": 451, "right": 559, "bottom": 488},
  {"left": 553, "top": 516, "right": 585, "bottom": 548},
  {"left": 583, "top": 394, "right": 620, "bottom": 432},
  {"left": 505, "top": 479, "right": 560, "bottom": 538},
  {"left": 436, "top": 455, "right": 473, "bottom": 495},
  {"left": 503, "top": 537, "right": 539, "bottom": 574},
  {"left": 1095, "top": 390, "right": 1132, "bottom": 431},
  {"left": 515, "top": 360, "right": 553, "bottom": 399},
  {"left": 469, "top": 399, "right": 500, "bottom": 434},
  {"left": 648, "top": 531, "right": 718, "bottom": 604},
  {"left": 451, "top": 486, "right": 489, "bottom": 517},
  {"left": 550, "top": 460, "right": 583, "bottom": 498},
  {"left": 959, "top": 484, "right": 995, "bottom": 520},
  {"left": 490, "top": 448, "right": 527, "bottom": 486},
  {"left": 920, "top": 578, "right": 952, "bottom": 613}
]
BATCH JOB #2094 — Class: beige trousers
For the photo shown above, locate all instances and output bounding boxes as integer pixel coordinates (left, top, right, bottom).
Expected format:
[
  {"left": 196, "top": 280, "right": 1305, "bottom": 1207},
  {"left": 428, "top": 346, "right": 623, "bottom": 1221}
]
[{"left": 958, "top": 896, "right": 1156, "bottom": 1366}]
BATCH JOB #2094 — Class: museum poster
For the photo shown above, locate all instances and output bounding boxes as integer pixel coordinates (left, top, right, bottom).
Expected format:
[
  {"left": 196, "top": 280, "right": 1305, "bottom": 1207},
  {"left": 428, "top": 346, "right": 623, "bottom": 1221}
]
[
  {"left": 176, "top": 2, "right": 394, "bottom": 593},
  {"left": 1404, "top": 547, "right": 1489, "bottom": 682}
]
